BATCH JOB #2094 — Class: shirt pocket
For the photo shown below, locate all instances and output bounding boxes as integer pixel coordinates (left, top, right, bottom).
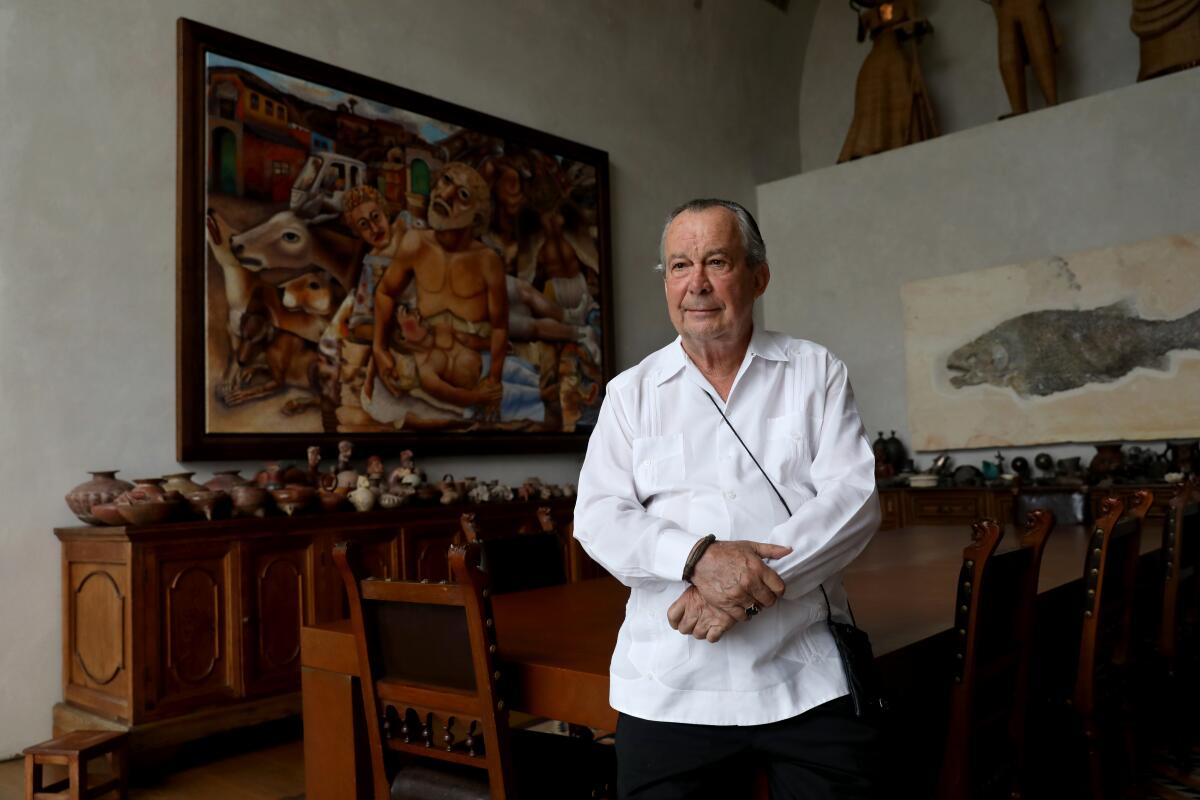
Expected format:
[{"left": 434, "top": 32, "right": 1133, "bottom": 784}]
[
  {"left": 631, "top": 433, "right": 686, "bottom": 497},
  {"left": 762, "top": 413, "right": 810, "bottom": 483}
]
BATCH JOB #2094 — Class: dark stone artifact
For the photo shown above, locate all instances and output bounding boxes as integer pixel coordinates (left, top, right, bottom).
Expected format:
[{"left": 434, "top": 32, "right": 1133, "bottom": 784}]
[
  {"left": 1163, "top": 440, "right": 1199, "bottom": 474},
  {"left": 1034, "top": 452, "right": 1055, "bottom": 478},
  {"left": 1011, "top": 456, "right": 1031, "bottom": 480},
  {"left": 946, "top": 301, "right": 1200, "bottom": 397},
  {"left": 953, "top": 465, "right": 985, "bottom": 486},
  {"left": 66, "top": 471, "right": 134, "bottom": 525},
  {"left": 1131, "top": 0, "right": 1200, "bottom": 81},
  {"left": 884, "top": 431, "right": 908, "bottom": 473},
  {"left": 1088, "top": 443, "right": 1124, "bottom": 481}
]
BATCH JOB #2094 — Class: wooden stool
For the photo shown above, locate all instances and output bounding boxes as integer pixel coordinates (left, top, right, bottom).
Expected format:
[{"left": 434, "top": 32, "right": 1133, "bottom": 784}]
[{"left": 22, "top": 730, "right": 128, "bottom": 800}]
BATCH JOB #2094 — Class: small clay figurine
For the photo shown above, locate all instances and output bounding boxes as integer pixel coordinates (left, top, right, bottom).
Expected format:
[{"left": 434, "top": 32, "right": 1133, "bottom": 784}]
[
  {"left": 366, "top": 455, "right": 385, "bottom": 496},
  {"left": 349, "top": 475, "right": 376, "bottom": 512},
  {"left": 307, "top": 446, "right": 322, "bottom": 485},
  {"left": 438, "top": 474, "right": 461, "bottom": 505}
]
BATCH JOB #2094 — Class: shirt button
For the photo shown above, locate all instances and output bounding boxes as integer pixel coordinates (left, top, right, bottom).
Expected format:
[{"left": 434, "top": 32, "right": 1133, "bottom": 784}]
[{"left": 725, "top": 490, "right": 736, "bottom": 500}]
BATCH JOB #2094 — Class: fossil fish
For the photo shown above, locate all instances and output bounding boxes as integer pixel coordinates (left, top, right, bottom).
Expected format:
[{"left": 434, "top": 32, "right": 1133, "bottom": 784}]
[{"left": 946, "top": 301, "right": 1200, "bottom": 397}]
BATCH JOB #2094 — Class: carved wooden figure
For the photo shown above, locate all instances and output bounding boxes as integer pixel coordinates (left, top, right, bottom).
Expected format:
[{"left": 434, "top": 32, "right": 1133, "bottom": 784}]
[
  {"left": 1131, "top": 0, "right": 1200, "bottom": 81},
  {"left": 840, "top": 0, "right": 940, "bottom": 163},
  {"left": 986, "top": 0, "right": 1061, "bottom": 116}
]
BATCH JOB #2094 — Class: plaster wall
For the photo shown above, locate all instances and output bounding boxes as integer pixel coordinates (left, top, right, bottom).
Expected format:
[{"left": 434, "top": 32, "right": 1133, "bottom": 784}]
[
  {"left": 0, "top": 0, "right": 810, "bottom": 756},
  {"left": 759, "top": 68, "right": 1200, "bottom": 469},
  {"left": 800, "top": 0, "right": 1141, "bottom": 171}
]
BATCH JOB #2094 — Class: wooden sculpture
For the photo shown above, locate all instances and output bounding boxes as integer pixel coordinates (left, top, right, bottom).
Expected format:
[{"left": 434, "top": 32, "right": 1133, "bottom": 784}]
[
  {"left": 1131, "top": 0, "right": 1200, "bottom": 81},
  {"left": 984, "top": 0, "right": 1060, "bottom": 116},
  {"left": 839, "top": 0, "right": 939, "bottom": 163}
]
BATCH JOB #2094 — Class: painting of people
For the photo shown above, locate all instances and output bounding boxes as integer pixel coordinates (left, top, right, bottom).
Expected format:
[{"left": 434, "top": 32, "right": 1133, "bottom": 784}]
[{"left": 178, "top": 21, "right": 611, "bottom": 458}]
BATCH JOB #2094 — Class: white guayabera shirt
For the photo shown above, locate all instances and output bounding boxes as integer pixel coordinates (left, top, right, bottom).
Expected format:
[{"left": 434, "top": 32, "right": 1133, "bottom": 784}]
[{"left": 574, "top": 327, "right": 880, "bottom": 726}]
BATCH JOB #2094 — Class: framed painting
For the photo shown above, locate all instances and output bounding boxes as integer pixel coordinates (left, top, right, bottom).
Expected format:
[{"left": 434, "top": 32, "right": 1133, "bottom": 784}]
[{"left": 177, "top": 19, "right": 612, "bottom": 460}]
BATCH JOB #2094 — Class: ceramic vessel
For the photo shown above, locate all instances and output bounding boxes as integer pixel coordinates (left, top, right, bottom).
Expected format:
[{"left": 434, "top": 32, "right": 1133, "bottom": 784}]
[
  {"left": 118, "top": 478, "right": 166, "bottom": 504},
  {"left": 270, "top": 485, "right": 315, "bottom": 516},
  {"left": 349, "top": 476, "right": 376, "bottom": 512},
  {"left": 162, "top": 472, "right": 205, "bottom": 495},
  {"left": 231, "top": 484, "right": 269, "bottom": 517},
  {"left": 379, "top": 493, "right": 405, "bottom": 510},
  {"left": 204, "top": 470, "right": 249, "bottom": 492},
  {"left": 317, "top": 489, "right": 348, "bottom": 512},
  {"left": 89, "top": 502, "right": 126, "bottom": 526},
  {"left": 116, "top": 498, "right": 180, "bottom": 526},
  {"left": 65, "top": 470, "right": 134, "bottom": 525},
  {"left": 184, "top": 489, "right": 231, "bottom": 521}
]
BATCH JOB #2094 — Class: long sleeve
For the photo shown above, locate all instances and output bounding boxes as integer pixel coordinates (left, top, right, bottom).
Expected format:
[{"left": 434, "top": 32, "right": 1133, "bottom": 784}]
[
  {"left": 573, "top": 389, "right": 703, "bottom": 588},
  {"left": 765, "top": 357, "right": 880, "bottom": 600}
]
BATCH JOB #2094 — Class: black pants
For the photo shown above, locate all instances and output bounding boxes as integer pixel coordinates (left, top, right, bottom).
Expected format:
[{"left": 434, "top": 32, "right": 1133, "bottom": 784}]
[{"left": 615, "top": 696, "right": 880, "bottom": 800}]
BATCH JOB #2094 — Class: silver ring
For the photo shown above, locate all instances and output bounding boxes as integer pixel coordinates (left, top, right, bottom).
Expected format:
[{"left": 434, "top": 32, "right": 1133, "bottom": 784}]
[{"left": 745, "top": 604, "right": 760, "bottom": 617}]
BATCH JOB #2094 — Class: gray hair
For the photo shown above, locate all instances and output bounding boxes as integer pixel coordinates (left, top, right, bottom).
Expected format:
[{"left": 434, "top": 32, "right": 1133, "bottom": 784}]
[{"left": 655, "top": 198, "right": 767, "bottom": 274}]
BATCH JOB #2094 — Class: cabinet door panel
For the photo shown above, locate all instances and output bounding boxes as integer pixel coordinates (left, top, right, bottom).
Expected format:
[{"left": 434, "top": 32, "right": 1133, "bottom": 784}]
[
  {"left": 243, "top": 538, "right": 311, "bottom": 696},
  {"left": 145, "top": 542, "right": 238, "bottom": 716}
]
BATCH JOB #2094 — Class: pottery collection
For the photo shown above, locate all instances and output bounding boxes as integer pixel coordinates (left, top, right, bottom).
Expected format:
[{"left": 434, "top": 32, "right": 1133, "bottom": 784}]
[{"left": 64, "top": 447, "right": 581, "bottom": 526}]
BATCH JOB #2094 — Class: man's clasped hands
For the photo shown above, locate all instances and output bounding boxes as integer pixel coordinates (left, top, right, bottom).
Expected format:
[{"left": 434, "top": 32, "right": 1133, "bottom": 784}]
[{"left": 666, "top": 540, "right": 792, "bottom": 643}]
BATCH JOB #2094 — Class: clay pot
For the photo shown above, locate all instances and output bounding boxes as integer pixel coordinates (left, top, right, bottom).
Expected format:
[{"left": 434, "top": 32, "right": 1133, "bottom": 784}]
[
  {"left": 204, "top": 470, "right": 249, "bottom": 492},
  {"left": 256, "top": 463, "right": 286, "bottom": 489},
  {"left": 89, "top": 503, "right": 126, "bottom": 527},
  {"left": 116, "top": 498, "right": 180, "bottom": 526},
  {"left": 231, "top": 484, "right": 269, "bottom": 517},
  {"left": 270, "top": 485, "right": 315, "bottom": 516},
  {"left": 118, "top": 478, "right": 166, "bottom": 505},
  {"left": 184, "top": 489, "right": 231, "bottom": 521},
  {"left": 379, "top": 493, "right": 405, "bottom": 510},
  {"left": 317, "top": 490, "right": 348, "bottom": 513},
  {"left": 65, "top": 471, "right": 134, "bottom": 525},
  {"left": 162, "top": 472, "right": 205, "bottom": 495}
]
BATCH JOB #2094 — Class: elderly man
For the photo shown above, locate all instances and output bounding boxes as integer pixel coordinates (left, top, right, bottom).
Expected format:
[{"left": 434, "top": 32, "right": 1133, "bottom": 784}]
[{"left": 574, "top": 199, "right": 881, "bottom": 798}]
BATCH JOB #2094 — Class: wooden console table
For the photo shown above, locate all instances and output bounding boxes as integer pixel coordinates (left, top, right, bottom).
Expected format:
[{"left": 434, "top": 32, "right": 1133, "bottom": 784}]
[{"left": 53, "top": 500, "right": 579, "bottom": 755}]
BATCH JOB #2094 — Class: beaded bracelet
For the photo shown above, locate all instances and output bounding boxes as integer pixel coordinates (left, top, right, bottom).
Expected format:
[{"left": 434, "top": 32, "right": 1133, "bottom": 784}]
[{"left": 681, "top": 534, "right": 717, "bottom": 582}]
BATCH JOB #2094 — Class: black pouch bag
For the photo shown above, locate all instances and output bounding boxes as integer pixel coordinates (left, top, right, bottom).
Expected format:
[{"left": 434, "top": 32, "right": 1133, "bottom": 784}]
[{"left": 821, "top": 585, "right": 887, "bottom": 718}]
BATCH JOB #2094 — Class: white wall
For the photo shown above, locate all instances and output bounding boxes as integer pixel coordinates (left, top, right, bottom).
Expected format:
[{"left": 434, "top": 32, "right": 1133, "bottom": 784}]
[
  {"left": 0, "top": 0, "right": 811, "bottom": 757},
  {"left": 799, "top": 0, "right": 1142, "bottom": 172},
  {"left": 759, "top": 68, "right": 1200, "bottom": 469}
]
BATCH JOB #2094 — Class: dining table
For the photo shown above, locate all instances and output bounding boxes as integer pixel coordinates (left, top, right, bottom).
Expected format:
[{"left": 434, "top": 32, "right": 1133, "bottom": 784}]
[{"left": 299, "top": 521, "right": 1161, "bottom": 798}]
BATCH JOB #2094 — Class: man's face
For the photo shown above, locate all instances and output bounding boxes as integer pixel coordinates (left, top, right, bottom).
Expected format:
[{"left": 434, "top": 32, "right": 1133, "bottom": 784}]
[
  {"left": 347, "top": 200, "right": 391, "bottom": 250},
  {"left": 662, "top": 207, "right": 769, "bottom": 348},
  {"left": 428, "top": 164, "right": 487, "bottom": 232}
]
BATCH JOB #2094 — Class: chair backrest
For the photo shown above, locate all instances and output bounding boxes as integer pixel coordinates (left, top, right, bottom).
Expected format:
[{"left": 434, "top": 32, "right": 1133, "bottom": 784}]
[
  {"left": 938, "top": 510, "right": 1055, "bottom": 800},
  {"left": 1074, "top": 490, "right": 1152, "bottom": 715},
  {"left": 332, "top": 539, "right": 514, "bottom": 800},
  {"left": 1160, "top": 478, "right": 1200, "bottom": 660},
  {"left": 460, "top": 511, "right": 567, "bottom": 595}
]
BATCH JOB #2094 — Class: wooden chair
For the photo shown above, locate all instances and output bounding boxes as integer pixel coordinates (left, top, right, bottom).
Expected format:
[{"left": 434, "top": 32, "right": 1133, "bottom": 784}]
[
  {"left": 1071, "top": 490, "right": 1153, "bottom": 799},
  {"left": 333, "top": 539, "right": 613, "bottom": 799},
  {"left": 937, "top": 510, "right": 1055, "bottom": 800},
  {"left": 23, "top": 730, "right": 128, "bottom": 800},
  {"left": 460, "top": 511, "right": 567, "bottom": 595},
  {"left": 536, "top": 507, "right": 608, "bottom": 583},
  {"left": 1155, "top": 477, "right": 1200, "bottom": 773}
]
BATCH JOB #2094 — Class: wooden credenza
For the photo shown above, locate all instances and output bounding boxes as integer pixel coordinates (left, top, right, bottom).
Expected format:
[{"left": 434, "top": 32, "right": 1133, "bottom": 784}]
[{"left": 53, "top": 500, "right": 582, "bottom": 755}]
